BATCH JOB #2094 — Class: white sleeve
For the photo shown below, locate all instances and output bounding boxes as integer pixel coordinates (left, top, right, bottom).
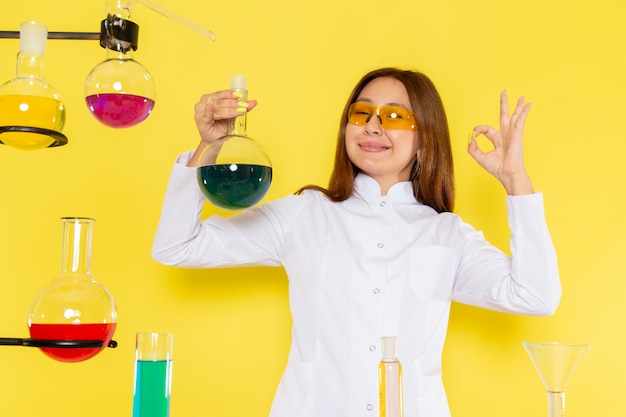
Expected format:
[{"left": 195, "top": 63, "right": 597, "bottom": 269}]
[
  {"left": 151, "top": 152, "right": 301, "bottom": 268},
  {"left": 452, "top": 193, "right": 562, "bottom": 316},
  {"left": 151, "top": 151, "right": 211, "bottom": 266}
]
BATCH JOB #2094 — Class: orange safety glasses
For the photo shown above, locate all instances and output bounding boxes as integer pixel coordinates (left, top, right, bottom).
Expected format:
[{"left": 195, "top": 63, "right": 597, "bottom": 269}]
[{"left": 348, "top": 102, "right": 417, "bottom": 131}]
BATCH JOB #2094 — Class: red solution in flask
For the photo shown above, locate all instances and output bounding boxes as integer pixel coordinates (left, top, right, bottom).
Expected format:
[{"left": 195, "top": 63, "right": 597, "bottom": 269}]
[
  {"left": 29, "top": 323, "right": 116, "bottom": 362},
  {"left": 28, "top": 217, "right": 117, "bottom": 363}
]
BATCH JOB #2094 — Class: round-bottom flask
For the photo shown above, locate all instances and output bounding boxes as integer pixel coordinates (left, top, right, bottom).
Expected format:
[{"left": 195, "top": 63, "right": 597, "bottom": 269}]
[
  {"left": 197, "top": 75, "right": 272, "bottom": 210},
  {"left": 0, "top": 21, "right": 67, "bottom": 150},
  {"left": 85, "top": 56, "right": 155, "bottom": 128},
  {"left": 28, "top": 217, "right": 117, "bottom": 362},
  {"left": 197, "top": 134, "right": 272, "bottom": 210},
  {"left": 84, "top": 15, "right": 156, "bottom": 128}
]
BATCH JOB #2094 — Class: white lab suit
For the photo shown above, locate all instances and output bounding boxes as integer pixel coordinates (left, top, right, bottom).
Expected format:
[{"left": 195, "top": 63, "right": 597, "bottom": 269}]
[{"left": 152, "top": 151, "right": 561, "bottom": 417}]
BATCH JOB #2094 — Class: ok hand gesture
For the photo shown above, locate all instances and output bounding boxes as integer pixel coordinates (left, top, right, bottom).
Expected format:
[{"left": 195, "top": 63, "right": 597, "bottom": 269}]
[{"left": 468, "top": 91, "right": 534, "bottom": 195}]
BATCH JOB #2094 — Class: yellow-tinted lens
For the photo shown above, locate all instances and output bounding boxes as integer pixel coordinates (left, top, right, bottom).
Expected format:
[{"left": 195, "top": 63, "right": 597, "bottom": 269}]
[
  {"left": 348, "top": 102, "right": 417, "bottom": 130},
  {"left": 348, "top": 102, "right": 374, "bottom": 126},
  {"left": 378, "top": 105, "right": 417, "bottom": 130}
]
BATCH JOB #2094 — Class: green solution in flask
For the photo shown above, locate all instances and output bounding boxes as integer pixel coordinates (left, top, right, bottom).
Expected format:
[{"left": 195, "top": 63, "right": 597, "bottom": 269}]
[
  {"left": 197, "top": 74, "right": 272, "bottom": 210},
  {"left": 378, "top": 336, "right": 404, "bottom": 417}
]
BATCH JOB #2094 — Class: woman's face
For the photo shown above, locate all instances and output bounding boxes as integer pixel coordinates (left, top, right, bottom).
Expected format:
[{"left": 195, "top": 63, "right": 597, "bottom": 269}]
[{"left": 345, "top": 77, "right": 419, "bottom": 195}]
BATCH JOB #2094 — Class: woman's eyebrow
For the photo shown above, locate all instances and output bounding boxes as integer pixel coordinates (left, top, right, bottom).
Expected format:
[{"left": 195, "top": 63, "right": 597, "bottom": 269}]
[{"left": 355, "top": 98, "right": 411, "bottom": 109}]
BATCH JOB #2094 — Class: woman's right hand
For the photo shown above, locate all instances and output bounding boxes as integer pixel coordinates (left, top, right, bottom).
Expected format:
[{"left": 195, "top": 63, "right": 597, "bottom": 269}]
[{"left": 187, "top": 89, "right": 257, "bottom": 167}]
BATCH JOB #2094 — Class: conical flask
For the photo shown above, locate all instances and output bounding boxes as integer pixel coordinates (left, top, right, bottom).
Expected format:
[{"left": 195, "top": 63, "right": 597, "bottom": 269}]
[
  {"left": 28, "top": 217, "right": 117, "bottom": 362},
  {"left": 196, "top": 74, "right": 272, "bottom": 210},
  {"left": 523, "top": 341, "right": 590, "bottom": 417},
  {"left": 0, "top": 21, "right": 67, "bottom": 150},
  {"left": 84, "top": 9, "right": 156, "bottom": 128}
]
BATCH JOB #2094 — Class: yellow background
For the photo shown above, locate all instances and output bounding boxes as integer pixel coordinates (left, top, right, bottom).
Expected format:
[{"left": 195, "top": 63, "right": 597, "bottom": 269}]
[{"left": 0, "top": 0, "right": 623, "bottom": 416}]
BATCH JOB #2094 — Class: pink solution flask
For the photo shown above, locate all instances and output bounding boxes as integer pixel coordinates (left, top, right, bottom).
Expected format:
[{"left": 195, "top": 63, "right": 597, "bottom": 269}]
[{"left": 84, "top": 12, "right": 155, "bottom": 128}]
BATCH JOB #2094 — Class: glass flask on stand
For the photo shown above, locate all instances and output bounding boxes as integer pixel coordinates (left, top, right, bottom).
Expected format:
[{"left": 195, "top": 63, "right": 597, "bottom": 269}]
[
  {"left": 84, "top": 2, "right": 156, "bottom": 128},
  {"left": 28, "top": 217, "right": 117, "bottom": 363},
  {"left": 0, "top": 21, "right": 67, "bottom": 150},
  {"left": 522, "top": 341, "right": 590, "bottom": 417},
  {"left": 197, "top": 74, "right": 272, "bottom": 210}
]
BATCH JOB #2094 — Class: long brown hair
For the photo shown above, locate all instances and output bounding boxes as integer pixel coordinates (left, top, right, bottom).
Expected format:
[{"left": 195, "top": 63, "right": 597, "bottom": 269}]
[{"left": 297, "top": 67, "right": 454, "bottom": 213}]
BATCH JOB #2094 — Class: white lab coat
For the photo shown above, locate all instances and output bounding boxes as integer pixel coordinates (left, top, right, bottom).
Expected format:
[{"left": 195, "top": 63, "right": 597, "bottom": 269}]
[{"left": 152, "top": 152, "right": 561, "bottom": 417}]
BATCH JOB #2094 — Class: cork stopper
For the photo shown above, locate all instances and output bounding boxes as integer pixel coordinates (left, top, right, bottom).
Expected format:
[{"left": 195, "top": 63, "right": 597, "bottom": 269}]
[
  {"left": 381, "top": 336, "right": 398, "bottom": 361},
  {"left": 20, "top": 21, "right": 48, "bottom": 54},
  {"left": 230, "top": 74, "right": 246, "bottom": 90}
]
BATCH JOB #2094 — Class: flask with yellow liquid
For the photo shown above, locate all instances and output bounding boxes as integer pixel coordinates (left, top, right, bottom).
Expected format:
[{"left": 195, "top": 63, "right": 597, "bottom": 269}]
[{"left": 0, "top": 21, "right": 67, "bottom": 150}]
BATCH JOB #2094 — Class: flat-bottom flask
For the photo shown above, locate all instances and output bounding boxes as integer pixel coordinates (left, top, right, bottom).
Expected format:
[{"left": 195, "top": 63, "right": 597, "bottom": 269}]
[
  {"left": 197, "top": 75, "right": 272, "bottom": 210},
  {"left": 379, "top": 336, "right": 404, "bottom": 417}
]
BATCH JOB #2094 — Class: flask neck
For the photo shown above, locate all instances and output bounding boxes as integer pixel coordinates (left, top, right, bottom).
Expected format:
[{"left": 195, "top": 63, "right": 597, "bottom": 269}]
[
  {"left": 59, "top": 218, "right": 94, "bottom": 278},
  {"left": 105, "top": 47, "right": 135, "bottom": 60},
  {"left": 15, "top": 51, "right": 46, "bottom": 80},
  {"left": 229, "top": 88, "right": 248, "bottom": 137},
  {"left": 105, "top": 0, "right": 133, "bottom": 19}
]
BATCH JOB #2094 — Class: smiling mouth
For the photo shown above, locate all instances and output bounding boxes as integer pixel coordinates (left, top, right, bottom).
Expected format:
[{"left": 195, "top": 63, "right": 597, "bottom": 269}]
[{"left": 359, "top": 144, "right": 389, "bottom": 152}]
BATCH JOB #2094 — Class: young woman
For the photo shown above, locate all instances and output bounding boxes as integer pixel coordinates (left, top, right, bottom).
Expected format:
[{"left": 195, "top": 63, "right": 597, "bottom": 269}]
[{"left": 152, "top": 67, "right": 561, "bottom": 417}]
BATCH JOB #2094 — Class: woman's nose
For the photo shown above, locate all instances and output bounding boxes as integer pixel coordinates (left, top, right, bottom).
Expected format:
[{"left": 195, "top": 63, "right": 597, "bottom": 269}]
[{"left": 364, "top": 114, "right": 383, "bottom": 135}]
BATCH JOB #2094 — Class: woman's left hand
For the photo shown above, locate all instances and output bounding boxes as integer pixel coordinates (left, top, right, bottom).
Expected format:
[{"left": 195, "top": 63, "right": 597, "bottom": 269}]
[{"left": 468, "top": 90, "right": 535, "bottom": 195}]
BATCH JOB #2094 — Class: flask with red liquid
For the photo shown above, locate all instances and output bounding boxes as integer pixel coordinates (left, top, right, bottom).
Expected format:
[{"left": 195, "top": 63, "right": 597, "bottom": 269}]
[{"left": 28, "top": 217, "right": 117, "bottom": 362}]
